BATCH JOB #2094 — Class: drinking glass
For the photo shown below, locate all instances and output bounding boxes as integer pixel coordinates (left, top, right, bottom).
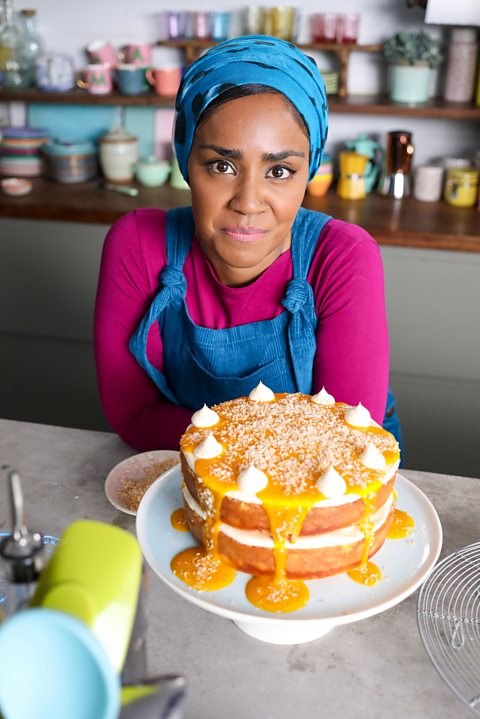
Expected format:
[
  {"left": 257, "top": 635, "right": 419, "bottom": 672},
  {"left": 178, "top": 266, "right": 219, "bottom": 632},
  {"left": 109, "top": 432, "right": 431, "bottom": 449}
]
[
  {"left": 336, "top": 13, "right": 360, "bottom": 44},
  {"left": 165, "top": 11, "right": 188, "bottom": 40},
  {"left": 311, "top": 13, "right": 337, "bottom": 44},
  {"left": 187, "top": 11, "right": 212, "bottom": 40}
]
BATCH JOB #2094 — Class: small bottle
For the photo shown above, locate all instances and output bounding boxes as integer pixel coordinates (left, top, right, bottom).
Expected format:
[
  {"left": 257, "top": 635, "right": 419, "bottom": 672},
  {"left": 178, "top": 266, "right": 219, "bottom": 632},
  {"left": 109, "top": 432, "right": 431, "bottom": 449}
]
[
  {"left": 0, "top": 0, "right": 31, "bottom": 89},
  {"left": 443, "top": 28, "right": 478, "bottom": 104}
]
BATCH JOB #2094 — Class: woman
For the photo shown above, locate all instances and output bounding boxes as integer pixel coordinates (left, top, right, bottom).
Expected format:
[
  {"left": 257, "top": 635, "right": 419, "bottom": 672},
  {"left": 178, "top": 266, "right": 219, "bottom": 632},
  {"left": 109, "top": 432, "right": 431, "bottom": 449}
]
[{"left": 94, "top": 35, "right": 402, "bottom": 452}]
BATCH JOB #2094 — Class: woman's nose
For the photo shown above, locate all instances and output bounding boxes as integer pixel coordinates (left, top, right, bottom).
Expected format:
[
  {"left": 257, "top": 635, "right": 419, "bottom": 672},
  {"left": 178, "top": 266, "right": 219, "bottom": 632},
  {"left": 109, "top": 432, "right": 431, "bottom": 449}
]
[{"left": 228, "top": 174, "right": 265, "bottom": 214}]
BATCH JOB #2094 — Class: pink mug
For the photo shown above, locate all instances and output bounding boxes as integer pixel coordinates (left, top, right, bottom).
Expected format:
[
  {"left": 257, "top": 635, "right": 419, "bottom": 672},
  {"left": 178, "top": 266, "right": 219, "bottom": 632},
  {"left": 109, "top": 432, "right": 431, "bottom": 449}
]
[
  {"left": 146, "top": 66, "right": 182, "bottom": 97},
  {"left": 119, "top": 43, "right": 152, "bottom": 67},
  {"left": 85, "top": 40, "right": 117, "bottom": 68},
  {"left": 77, "top": 64, "right": 113, "bottom": 94}
]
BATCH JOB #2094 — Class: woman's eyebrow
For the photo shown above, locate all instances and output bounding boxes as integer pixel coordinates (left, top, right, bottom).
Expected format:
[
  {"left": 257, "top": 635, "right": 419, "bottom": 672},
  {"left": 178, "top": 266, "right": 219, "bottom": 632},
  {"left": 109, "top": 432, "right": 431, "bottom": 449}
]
[
  {"left": 198, "top": 144, "right": 242, "bottom": 159},
  {"left": 198, "top": 145, "right": 306, "bottom": 163},
  {"left": 262, "top": 150, "right": 306, "bottom": 162}
]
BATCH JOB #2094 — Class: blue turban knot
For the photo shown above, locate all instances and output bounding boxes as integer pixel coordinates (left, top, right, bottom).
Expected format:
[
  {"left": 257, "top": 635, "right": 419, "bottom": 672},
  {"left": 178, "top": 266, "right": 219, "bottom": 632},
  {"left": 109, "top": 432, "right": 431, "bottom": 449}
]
[{"left": 173, "top": 35, "right": 328, "bottom": 183}]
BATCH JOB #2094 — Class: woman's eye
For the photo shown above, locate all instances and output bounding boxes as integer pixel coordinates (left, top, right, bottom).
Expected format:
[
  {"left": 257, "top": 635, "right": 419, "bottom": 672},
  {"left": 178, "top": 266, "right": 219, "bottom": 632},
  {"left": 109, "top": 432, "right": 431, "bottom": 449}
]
[
  {"left": 267, "top": 166, "right": 294, "bottom": 179},
  {"left": 210, "top": 160, "right": 234, "bottom": 174}
]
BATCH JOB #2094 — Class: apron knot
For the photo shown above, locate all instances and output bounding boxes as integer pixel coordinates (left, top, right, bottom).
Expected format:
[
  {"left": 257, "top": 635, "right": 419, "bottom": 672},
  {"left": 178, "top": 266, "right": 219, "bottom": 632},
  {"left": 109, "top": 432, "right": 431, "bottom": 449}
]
[
  {"left": 160, "top": 265, "right": 187, "bottom": 300},
  {"left": 281, "top": 278, "right": 313, "bottom": 314}
]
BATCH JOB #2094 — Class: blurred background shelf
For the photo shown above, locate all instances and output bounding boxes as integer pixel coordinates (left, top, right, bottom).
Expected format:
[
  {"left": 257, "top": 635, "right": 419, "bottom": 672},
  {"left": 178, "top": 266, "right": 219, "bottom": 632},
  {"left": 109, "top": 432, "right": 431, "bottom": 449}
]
[
  {"left": 0, "top": 177, "right": 478, "bottom": 251},
  {"left": 1, "top": 88, "right": 479, "bottom": 120}
]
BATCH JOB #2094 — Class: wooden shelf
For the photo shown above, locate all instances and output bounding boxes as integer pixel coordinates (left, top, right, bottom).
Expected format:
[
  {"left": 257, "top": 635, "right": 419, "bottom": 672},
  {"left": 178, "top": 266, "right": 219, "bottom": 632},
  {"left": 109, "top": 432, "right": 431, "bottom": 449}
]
[
  {"left": 327, "top": 94, "right": 480, "bottom": 120},
  {"left": 0, "top": 87, "right": 175, "bottom": 107},
  {"left": 1, "top": 87, "right": 478, "bottom": 120},
  {"left": 1, "top": 177, "right": 479, "bottom": 252}
]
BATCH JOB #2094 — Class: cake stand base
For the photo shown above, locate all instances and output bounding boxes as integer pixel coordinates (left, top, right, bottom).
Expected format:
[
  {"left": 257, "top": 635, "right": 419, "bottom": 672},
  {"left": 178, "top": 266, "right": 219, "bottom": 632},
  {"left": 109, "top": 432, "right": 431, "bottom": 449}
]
[{"left": 232, "top": 619, "right": 335, "bottom": 644}]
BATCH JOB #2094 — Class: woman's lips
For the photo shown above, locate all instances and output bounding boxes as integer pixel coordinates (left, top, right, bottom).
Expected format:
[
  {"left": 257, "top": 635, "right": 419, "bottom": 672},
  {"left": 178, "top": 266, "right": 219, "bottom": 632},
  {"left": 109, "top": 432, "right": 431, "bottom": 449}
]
[{"left": 222, "top": 226, "right": 267, "bottom": 241}]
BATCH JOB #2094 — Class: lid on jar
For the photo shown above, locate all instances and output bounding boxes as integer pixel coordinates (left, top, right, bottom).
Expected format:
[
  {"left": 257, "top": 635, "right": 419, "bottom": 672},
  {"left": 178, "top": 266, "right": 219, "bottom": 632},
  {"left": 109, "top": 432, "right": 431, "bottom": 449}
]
[
  {"left": 43, "top": 140, "right": 96, "bottom": 156},
  {"left": 100, "top": 126, "right": 137, "bottom": 144},
  {"left": 447, "top": 168, "right": 479, "bottom": 182},
  {"left": 451, "top": 28, "right": 477, "bottom": 43}
]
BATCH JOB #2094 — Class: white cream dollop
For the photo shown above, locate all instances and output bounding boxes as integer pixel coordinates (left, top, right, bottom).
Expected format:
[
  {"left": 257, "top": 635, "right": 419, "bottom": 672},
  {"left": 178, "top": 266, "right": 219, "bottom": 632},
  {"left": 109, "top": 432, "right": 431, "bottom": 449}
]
[
  {"left": 237, "top": 464, "right": 269, "bottom": 496},
  {"left": 359, "top": 442, "right": 386, "bottom": 471},
  {"left": 248, "top": 381, "right": 275, "bottom": 402},
  {"left": 191, "top": 404, "right": 220, "bottom": 428},
  {"left": 193, "top": 432, "right": 223, "bottom": 459},
  {"left": 315, "top": 465, "right": 347, "bottom": 498},
  {"left": 311, "top": 387, "right": 335, "bottom": 405},
  {"left": 345, "top": 402, "right": 371, "bottom": 428}
]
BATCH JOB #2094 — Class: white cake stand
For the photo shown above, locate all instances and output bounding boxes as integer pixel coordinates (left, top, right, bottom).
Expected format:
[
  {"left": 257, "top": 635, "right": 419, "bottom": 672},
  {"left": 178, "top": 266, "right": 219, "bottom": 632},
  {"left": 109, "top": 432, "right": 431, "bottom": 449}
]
[{"left": 136, "top": 468, "right": 442, "bottom": 645}]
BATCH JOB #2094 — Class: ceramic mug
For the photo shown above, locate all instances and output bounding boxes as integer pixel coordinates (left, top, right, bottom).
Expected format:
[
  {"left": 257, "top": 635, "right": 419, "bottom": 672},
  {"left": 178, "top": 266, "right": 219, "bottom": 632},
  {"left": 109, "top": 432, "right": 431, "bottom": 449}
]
[
  {"left": 35, "top": 53, "right": 76, "bottom": 92},
  {"left": 116, "top": 64, "right": 148, "bottom": 95},
  {"left": 119, "top": 43, "right": 152, "bottom": 67},
  {"left": 146, "top": 66, "right": 182, "bottom": 97},
  {"left": 85, "top": 39, "right": 117, "bottom": 68},
  {"left": 77, "top": 64, "right": 113, "bottom": 94}
]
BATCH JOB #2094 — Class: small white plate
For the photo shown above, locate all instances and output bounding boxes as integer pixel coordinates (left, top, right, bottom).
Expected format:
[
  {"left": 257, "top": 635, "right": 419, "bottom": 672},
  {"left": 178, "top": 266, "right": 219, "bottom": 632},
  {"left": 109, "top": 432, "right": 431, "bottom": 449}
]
[
  {"left": 136, "top": 470, "right": 443, "bottom": 644},
  {"left": 104, "top": 450, "right": 180, "bottom": 516}
]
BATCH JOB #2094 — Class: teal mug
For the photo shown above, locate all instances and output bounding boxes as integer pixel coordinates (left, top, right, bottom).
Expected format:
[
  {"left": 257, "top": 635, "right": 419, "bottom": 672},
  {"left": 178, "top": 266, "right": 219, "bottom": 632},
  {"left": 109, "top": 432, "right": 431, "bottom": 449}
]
[{"left": 116, "top": 64, "right": 149, "bottom": 95}]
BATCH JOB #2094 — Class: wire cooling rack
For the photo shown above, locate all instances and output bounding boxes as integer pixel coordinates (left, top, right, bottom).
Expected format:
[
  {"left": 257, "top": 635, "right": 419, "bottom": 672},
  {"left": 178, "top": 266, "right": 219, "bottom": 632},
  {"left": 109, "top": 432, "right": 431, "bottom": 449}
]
[{"left": 417, "top": 541, "right": 480, "bottom": 716}]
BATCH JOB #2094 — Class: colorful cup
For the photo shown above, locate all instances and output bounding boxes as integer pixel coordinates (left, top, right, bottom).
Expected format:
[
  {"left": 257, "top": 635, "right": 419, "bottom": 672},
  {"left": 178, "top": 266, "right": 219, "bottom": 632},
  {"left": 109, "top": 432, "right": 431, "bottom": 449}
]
[
  {"left": 85, "top": 40, "right": 117, "bottom": 68},
  {"left": 336, "top": 13, "right": 360, "bottom": 44},
  {"left": 119, "top": 43, "right": 152, "bottom": 67},
  {"left": 164, "top": 10, "right": 188, "bottom": 40},
  {"left": 146, "top": 66, "right": 182, "bottom": 97},
  {"left": 311, "top": 13, "right": 337, "bottom": 43},
  {"left": 77, "top": 64, "right": 113, "bottom": 95},
  {"left": 187, "top": 11, "right": 211, "bottom": 40},
  {"left": 116, "top": 64, "right": 149, "bottom": 95}
]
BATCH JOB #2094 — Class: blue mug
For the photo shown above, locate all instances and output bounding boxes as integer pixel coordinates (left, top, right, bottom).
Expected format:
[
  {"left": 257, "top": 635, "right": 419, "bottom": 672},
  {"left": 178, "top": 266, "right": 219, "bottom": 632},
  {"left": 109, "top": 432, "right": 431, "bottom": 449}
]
[{"left": 116, "top": 64, "right": 149, "bottom": 95}]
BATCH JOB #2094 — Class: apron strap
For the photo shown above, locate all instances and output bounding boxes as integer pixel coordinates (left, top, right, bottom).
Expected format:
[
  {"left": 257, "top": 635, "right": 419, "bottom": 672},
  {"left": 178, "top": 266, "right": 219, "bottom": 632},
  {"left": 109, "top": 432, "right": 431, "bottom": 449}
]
[
  {"left": 128, "top": 207, "right": 196, "bottom": 404},
  {"left": 281, "top": 208, "right": 332, "bottom": 393},
  {"left": 165, "top": 206, "right": 195, "bottom": 266}
]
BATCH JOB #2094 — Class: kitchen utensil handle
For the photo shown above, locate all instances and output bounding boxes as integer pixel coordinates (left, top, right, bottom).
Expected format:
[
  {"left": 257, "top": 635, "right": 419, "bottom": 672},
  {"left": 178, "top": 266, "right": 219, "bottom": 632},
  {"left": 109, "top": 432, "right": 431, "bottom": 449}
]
[{"left": 9, "top": 471, "right": 28, "bottom": 542}]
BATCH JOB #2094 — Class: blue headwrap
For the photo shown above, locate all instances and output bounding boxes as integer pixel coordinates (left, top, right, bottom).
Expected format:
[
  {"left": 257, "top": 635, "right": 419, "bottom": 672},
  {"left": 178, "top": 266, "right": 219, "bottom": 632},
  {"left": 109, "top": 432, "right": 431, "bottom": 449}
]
[{"left": 174, "top": 35, "right": 328, "bottom": 182}]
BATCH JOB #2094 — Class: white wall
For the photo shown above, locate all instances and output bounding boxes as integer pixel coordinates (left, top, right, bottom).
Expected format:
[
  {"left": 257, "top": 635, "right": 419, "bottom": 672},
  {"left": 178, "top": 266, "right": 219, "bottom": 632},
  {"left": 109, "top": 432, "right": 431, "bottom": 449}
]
[{"left": 7, "top": 0, "right": 473, "bottom": 166}]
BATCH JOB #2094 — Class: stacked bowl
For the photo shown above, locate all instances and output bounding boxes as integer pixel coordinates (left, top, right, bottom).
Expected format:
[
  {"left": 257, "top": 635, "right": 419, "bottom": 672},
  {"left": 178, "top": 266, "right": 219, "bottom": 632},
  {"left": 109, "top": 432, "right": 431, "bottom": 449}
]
[
  {"left": 307, "top": 153, "right": 334, "bottom": 197},
  {"left": 0, "top": 127, "right": 50, "bottom": 177},
  {"left": 42, "top": 141, "right": 98, "bottom": 183}
]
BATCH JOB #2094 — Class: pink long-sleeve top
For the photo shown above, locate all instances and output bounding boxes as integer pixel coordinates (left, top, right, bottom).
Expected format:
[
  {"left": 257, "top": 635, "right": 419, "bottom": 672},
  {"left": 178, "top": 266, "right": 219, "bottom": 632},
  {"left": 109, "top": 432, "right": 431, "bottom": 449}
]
[{"left": 94, "top": 209, "right": 389, "bottom": 451}]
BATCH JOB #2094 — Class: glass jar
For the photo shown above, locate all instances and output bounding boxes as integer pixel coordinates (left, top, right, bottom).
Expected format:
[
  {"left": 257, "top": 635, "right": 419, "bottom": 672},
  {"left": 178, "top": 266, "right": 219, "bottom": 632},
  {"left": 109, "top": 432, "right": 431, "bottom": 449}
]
[
  {"left": 18, "top": 9, "right": 44, "bottom": 69},
  {"left": 0, "top": 0, "right": 31, "bottom": 89},
  {"left": 443, "top": 168, "right": 479, "bottom": 208}
]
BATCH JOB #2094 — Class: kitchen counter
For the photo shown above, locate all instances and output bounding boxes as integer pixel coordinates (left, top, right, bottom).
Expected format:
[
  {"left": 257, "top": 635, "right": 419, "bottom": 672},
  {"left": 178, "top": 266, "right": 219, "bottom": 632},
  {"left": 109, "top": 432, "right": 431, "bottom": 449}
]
[
  {"left": 0, "top": 418, "right": 477, "bottom": 719},
  {"left": 1, "top": 178, "right": 479, "bottom": 252}
]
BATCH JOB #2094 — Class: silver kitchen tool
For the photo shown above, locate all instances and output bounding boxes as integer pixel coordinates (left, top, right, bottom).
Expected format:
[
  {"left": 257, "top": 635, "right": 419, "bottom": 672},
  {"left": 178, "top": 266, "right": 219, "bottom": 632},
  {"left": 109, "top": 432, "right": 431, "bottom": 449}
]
[
  {"left": 102, "top": 182, "right": 139, "bottom": 197},
  {"left": 0, "top": 471, "right": 48, "bottom": 616},
  {"left": 417, "top": 541, "right": 480, "bottom": 715}
]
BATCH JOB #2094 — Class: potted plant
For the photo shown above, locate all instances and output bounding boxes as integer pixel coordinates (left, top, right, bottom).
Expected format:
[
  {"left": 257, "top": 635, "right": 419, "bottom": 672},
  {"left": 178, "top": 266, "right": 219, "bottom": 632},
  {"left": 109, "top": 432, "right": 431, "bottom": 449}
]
[{"left": 383, "top": 31, "right": 443, "bottom": 104}]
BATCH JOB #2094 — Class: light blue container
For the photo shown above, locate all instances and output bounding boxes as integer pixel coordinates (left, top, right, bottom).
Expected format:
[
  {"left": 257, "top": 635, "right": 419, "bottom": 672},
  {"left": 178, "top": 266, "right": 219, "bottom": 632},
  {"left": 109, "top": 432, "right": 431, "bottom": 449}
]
[
  {"left": 0, "top": 608, "right": 120, "bottom": 719},
  {"left": 389, "top": 63, "right": 432, "bottom": 105}
]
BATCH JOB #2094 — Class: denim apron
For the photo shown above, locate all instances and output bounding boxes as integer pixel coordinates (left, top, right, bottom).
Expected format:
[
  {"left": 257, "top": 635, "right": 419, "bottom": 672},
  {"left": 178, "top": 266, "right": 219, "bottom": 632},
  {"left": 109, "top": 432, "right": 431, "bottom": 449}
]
[{"left": 129, "top": 206, "right": 403, "bottom": 451}]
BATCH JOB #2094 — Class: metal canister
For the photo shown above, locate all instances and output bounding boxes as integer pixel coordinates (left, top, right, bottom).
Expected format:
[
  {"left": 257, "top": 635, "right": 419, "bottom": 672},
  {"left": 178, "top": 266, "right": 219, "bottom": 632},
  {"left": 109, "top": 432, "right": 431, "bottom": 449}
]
[{"left": 443, "top": 168, "right": 479, "bottom": 208}]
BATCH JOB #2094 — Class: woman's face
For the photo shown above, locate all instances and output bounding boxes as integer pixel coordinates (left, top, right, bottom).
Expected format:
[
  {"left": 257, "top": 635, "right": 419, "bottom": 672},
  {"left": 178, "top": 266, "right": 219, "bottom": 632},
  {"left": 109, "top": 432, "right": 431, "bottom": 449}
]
[{"left": 188, "top": 92, "right": 310, "bottom": 287}]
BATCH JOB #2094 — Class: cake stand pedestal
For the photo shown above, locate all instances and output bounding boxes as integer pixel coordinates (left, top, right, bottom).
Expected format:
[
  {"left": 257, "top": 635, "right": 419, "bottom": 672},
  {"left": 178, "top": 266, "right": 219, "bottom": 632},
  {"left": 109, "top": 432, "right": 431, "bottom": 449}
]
[{"left": 233, "top": 619, "right": 334, "bottom": 644}]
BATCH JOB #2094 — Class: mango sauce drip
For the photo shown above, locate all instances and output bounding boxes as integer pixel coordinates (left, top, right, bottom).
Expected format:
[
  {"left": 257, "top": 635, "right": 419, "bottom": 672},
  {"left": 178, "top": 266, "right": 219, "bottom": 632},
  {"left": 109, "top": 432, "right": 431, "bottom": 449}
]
[
  {"left": 171, "top": 450, "right": 236, "bottom": 591},
  {"left": 245, "top": 483, "right": 318, "bottom": 613}
]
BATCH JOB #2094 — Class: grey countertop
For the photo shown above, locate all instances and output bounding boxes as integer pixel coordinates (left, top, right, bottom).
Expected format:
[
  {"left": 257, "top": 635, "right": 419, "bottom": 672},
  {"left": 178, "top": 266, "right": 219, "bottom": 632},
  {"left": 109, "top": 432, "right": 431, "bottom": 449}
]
[{"left": 0, "top": 418, "right": 477, "bottom": 719}]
